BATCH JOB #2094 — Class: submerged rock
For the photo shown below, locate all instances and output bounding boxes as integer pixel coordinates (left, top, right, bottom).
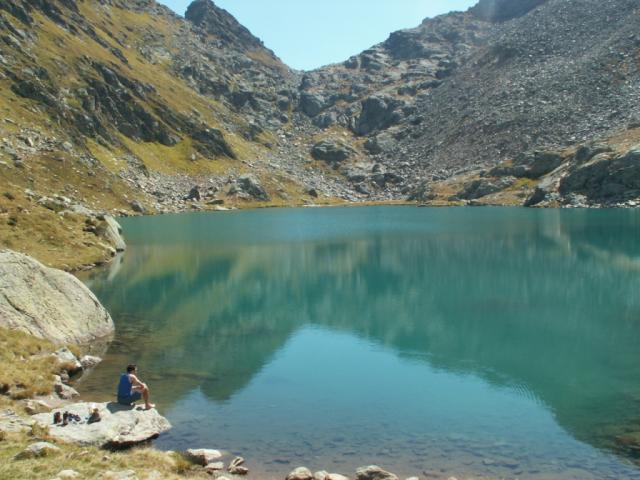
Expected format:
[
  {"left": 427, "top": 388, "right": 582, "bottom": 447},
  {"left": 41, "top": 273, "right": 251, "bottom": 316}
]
[
  {"left": 32, "top": 402, "right": 171, "bottom": 447},
  {"left": 0, "top": 250, "right": 114, "bottom": 344}
]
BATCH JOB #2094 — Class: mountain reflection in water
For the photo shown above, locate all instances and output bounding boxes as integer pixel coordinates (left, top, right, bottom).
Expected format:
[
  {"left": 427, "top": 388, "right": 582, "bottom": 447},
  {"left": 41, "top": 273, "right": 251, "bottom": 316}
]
[{"left": 78, "top": 207, "right": 640, "bottom": 479}]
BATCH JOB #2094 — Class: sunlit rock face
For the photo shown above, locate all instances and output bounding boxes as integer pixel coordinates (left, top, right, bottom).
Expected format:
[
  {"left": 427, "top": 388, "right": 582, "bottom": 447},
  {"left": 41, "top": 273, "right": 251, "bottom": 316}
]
[{"left": 0, "top": 250, "right": 114, "bottom": 344}]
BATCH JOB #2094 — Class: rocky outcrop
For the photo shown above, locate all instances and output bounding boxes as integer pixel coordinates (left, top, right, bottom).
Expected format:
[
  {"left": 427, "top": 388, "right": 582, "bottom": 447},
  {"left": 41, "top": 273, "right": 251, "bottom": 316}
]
[
  {"left": 457, "top": 177, "right": 516, "bottom": 200},
  {"left": 0, "top": 250, "right": 114, "bottom": 344},
  {"left": 311, "top": 140, "right": 357, "bottom": 165},
  {"left": 32, "top": 402, "right": 171, "bottom": 447},
  {"left": 559, "top": 148, "right": 640, "bottom": 203},
  {"left": 230, "top": 175, "right": 269, "bottom": 201}
]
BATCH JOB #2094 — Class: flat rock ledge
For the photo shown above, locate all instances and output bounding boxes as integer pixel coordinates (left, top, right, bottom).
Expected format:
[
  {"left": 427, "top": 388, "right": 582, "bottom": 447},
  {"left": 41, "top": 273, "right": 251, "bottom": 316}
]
[
  {"left": 32, "top": 402, "right": 171, "bottom": 447},
  {"left": 0, "top": 250, "right": 114, "bottom": 344}
]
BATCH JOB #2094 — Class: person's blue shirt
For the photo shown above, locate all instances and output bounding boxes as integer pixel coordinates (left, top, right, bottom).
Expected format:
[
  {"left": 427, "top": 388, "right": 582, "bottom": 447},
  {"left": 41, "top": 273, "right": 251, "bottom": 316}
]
[{"left": 117, "top": 373, "right": 132, "bottom": 399}]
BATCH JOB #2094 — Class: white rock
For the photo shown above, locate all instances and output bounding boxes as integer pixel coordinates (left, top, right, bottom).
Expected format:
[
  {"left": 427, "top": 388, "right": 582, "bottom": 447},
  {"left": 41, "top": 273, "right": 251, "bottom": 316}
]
[
  {"left": 287, "top": 467, "right": 314, "bottom": 480},
  {"left": 24, "top": 400, "right": 52, "bottom": 415},
  {"left": 0, "top": 409, "right": 34, "bottom": 432},
  {"left": 314, "top": 471, "right": 329, "bottom": 480},
  {"left": 32, "top": 402, "right": 171, "bottom": 447},
  {"left": 101, "top": 216, "right": 127, "bottom": 252},
  {"left": 0, "top": 250, "right": 114, "bottom": 344},
  {"left": 54, "top": 381, "right": 79, "bottom": 400},
  {"left": 355, "top": 466, "right": 399, "bottom": 480},
  {"left": 80, "top": 355, "right": 102, "bottom": 369},
  {"left": 185, "top": 448, "right": 222, "bottom": 465},
  {"left": 204, "top": 461, "right": 225, "bottom": 472},
  {"left": 327, "top": 475, "right": 350, "bottom": 480},
  {"left": 56, "top": 470, "right": 80, "bottom": 479},
  {"left": 229, "top": 456, "right": 248, "bottom": 475},
  {"left": 14, "top": 441, "right": 61, "bottom": 460}
]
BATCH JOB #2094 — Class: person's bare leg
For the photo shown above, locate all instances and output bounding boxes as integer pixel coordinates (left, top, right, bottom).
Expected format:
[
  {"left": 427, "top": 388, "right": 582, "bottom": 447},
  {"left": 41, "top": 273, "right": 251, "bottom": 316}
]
[{"left": 142, "top": 386, "right": 155, "bottom": 410}]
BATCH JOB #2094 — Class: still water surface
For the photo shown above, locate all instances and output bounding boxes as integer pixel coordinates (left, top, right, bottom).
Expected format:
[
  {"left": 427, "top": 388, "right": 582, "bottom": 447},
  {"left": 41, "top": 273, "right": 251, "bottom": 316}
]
[{"left": 78, "top": 207, "right": 640, "bottom": 479}]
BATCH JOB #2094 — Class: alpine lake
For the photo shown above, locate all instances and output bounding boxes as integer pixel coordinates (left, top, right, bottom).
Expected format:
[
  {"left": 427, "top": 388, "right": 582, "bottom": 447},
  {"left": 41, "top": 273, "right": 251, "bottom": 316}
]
[{"left": 77, "top": 206, "right": 640, "bottom": 480}]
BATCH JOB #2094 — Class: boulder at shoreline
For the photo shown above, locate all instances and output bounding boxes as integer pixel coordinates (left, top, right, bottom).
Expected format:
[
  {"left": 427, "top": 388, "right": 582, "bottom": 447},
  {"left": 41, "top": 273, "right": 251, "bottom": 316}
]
[
  {"left": 0, "top": 250, "right": 114, "bottom": 344},
  {"left": 32, "top": 402, "right": 171, "bottom": 447}
]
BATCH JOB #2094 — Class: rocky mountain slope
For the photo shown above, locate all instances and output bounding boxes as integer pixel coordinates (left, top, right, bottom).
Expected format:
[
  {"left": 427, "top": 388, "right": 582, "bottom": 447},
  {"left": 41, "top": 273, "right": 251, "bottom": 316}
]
[{"left": 0, "top": 0, "right": 639, "bottom": 268}]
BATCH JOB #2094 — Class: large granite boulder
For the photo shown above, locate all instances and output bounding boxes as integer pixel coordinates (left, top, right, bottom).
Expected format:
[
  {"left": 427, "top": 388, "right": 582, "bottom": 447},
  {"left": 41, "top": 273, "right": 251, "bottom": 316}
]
[
  {"left": 32, "top": 402, "right": 171, "bottom": 447},
  {"left": 0, "top": 251, "right": 114, "bottom": 344}
]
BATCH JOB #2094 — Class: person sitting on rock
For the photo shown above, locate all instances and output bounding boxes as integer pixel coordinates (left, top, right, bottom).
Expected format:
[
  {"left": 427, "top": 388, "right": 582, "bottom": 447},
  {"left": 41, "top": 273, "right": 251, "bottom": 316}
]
[{"left": 117, "top": 364, "right": 155, "bottom": 410}]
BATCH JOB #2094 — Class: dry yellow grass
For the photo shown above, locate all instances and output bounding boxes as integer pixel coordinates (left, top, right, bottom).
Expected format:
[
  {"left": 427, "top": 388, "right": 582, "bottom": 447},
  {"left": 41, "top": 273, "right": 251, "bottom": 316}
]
[
  {"left": 0, "top": 327, "right": 208, "bottom": 479},
  {"left": 0, "top": 429, "right": 205, "bottom": 480},
  {"left": 0, "top": 328, "right": 61, "bottom": 400}
]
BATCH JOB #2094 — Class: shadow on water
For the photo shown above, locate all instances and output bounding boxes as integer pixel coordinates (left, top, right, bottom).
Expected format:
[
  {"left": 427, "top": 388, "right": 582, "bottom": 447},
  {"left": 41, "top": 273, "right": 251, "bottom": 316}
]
[{"left": 77, "top": 207, "right": 640, "bottom": 471}]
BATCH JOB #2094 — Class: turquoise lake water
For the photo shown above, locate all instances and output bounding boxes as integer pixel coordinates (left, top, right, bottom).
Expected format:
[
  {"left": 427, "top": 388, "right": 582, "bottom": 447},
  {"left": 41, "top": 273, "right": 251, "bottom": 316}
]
[{"left": 78, "top": 206, "right": 640, "bottom": 479}]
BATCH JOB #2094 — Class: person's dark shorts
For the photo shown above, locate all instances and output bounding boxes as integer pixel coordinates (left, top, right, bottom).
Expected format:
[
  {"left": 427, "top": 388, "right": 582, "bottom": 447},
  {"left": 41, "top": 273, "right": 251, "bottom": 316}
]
[{"left": 117, "top": 391, "right": 142, "bottom": 405}]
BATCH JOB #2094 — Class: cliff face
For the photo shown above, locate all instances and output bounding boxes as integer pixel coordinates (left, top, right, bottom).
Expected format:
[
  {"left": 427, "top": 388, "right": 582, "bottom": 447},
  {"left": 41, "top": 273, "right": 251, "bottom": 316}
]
[{"left": 0, "top": 0, "right": 639, "bottom": 266}]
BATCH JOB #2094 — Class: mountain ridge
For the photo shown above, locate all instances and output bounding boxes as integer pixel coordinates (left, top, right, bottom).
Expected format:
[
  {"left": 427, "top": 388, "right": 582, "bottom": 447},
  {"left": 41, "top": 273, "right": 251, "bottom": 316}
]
[{"left": 0, "top": 0, "right": 639, "bottom": 269}]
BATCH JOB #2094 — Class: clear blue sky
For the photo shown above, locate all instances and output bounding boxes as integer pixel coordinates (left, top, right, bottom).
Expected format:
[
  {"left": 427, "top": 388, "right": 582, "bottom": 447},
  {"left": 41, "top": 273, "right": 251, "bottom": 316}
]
[{"left": 159, "top": 0, "right": 478, "bottom": 70}]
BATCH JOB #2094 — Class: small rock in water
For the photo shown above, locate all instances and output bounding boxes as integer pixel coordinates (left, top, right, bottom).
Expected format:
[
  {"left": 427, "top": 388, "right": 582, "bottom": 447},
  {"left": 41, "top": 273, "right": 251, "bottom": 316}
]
[
  {"left": 54, "top": 381, "right": 79, "bottom": 400},
  {"left": 80, "top": 355, "right": 102, "bottom": 369},
  {"left": 287, "top": 467, "right": 314, "bottom": 480},
  {"left": 228, "top": 456, "right": 249, "bottom": 475}
]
